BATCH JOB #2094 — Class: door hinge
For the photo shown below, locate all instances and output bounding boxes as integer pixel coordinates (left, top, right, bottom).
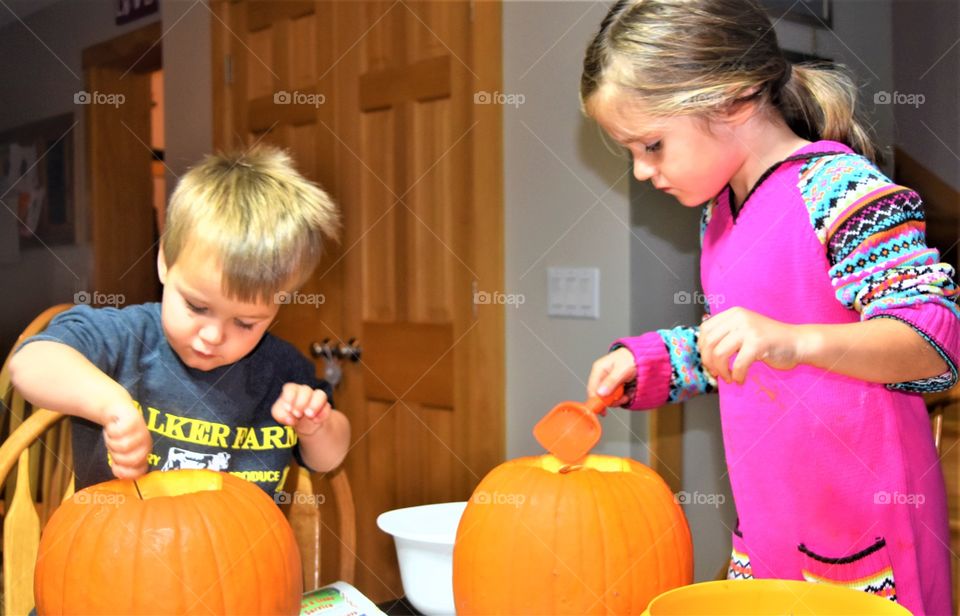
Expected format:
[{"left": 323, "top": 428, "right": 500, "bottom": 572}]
[{"left": 224, "top": 54, "right": 233, "bottom": 85}]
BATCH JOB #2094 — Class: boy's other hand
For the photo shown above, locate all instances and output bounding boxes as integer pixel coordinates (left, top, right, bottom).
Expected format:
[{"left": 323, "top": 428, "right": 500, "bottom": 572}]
[
  {"left": 272, "top": 383, "right": 332, "bottom": 436},
  {"left": 102, "top": 402, "right": 152, "bottom": 480}
]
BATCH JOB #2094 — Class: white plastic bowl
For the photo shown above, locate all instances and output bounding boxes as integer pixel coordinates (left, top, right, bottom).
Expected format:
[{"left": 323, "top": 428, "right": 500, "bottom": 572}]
[{"left": 376, "top": 501, "right": 467, "bottom": 616}]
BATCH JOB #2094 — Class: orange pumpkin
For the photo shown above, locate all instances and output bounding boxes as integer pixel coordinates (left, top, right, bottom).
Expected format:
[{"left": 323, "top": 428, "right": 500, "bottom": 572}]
[
  {"left": 35, "top": 469, "right": 302, "bottom": 615},
  {"left": 453, "top": 454, "right": 693, "bottom": 615}
]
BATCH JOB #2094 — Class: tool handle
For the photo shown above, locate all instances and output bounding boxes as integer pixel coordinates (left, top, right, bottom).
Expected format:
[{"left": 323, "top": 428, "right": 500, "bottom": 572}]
[{"left": 585, "top": 384, "right": 625, "bottom": 417}]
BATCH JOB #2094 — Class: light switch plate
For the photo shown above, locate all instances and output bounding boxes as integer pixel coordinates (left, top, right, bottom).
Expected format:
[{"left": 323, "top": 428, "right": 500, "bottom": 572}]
[{"left": 547, "top": 267, "right": 600, "bottom": 319}]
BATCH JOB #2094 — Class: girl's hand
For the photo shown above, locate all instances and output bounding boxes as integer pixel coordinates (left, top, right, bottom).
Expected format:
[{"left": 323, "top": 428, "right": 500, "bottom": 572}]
[
  {"left": 102, "top": 401, "right": 152, "bottom": 480},
  {"left": 699, "top": 307, "right": 806, "bottom": 384},
  {"left": 272, "top": 383, "right": 333, "bottom": 436},
  {"left": 587, "top": 347, "right": 635, "bottom": 405}
]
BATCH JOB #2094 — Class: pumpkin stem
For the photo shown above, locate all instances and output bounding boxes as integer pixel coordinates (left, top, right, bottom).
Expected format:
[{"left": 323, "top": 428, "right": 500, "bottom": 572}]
[{"left": 558, "top": 464, "right": 583, "bottom": 474}]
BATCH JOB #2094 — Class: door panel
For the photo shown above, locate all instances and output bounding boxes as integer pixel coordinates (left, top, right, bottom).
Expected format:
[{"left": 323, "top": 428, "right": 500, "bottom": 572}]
[{"left": 213, "top": 0, "right": 503, "bottom": 601}]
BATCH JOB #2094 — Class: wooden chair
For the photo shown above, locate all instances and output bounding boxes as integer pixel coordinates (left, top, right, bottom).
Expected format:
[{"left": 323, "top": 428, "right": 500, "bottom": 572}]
[{"left": 0, "top": 305, "right": 357, "bottom": 613}]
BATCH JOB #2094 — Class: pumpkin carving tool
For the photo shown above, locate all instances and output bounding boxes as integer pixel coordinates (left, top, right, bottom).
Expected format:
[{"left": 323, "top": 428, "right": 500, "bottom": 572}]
[{"left": 533, "top": 384, "right": 624, "bottom": 463}]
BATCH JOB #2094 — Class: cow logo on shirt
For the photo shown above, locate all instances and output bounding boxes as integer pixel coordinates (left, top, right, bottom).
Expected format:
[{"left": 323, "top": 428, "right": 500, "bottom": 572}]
[{"left": 160, "top": 447, "right": 231, "bottom": 472}]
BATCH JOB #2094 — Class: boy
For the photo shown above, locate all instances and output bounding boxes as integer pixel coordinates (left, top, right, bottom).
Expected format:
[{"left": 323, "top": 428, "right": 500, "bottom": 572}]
[{"left": 10, "top": 146, "right": 350, "bottom": 495}]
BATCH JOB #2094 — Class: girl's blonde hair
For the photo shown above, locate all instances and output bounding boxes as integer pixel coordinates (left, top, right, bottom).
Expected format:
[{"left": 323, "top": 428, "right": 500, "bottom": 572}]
[
  {"left": 162, "top": 145, "right": 340, "bottom": 304},
  {"left": 581, "top": 0, "right": 880, "bottom": 162}
]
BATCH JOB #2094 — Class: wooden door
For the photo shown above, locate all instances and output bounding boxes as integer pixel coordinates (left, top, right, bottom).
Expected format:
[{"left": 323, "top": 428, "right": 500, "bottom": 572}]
[
  {"left": 83, "top": 23, "right": 162, "bottom": 305},
  {"left": 212, "top": 0, "right": 504, "bottom": 601}
]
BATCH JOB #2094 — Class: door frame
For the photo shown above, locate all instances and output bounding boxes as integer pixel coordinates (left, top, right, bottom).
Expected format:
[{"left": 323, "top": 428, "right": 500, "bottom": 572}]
[{"left": 81, "top": 21, "right": 163, "bottom": 304}]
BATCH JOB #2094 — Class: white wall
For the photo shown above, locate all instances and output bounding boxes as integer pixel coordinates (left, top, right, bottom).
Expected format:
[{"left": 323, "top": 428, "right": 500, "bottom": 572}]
[
  {"left": 891, "top": 0, "right": 960, "bottom": 191},
  {"left": 503, "top": 1, "right": 633, "bottom": 460},
  {"left": 161, "top": 0, "right": 212, "bottom": 180},
  {"left": 0, "top": 0, "right": 212, "bottom": 353}
]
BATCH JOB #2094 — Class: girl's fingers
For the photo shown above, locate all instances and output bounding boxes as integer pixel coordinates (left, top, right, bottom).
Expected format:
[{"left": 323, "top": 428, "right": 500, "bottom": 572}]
[
  {"left": 588, "top": 360, "right": 612, "bottom": 398},
  {"left": 711, "top": 331, "right": 743, "bottom": 383},
  {"left": 731, "top": 342, "right": 761, "bottom": 384}
]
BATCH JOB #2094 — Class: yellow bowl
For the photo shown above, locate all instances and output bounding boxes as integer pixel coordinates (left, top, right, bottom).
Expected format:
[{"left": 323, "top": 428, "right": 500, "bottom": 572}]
[{"left": 642, "top": 579, "right": 910, "bottom": 615}]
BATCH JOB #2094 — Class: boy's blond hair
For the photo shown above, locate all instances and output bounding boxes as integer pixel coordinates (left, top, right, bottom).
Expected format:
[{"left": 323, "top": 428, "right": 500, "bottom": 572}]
[{"left": 162, "top": 146, "right": 340, "bottom": 304}]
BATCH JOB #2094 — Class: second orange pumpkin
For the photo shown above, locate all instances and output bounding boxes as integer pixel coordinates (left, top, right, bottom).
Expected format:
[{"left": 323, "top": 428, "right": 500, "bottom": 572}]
[{"left": 453, "top": 454, "right": 693, "bottom": 615}]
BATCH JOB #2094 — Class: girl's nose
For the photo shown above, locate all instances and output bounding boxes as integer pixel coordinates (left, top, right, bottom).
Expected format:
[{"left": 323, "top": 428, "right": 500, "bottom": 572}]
[
  {"left": 198, "top": 322, "right": 224, "bottom": 346},
  {"left": 633, "top": 157, "right": 657, "bottom": 182}
]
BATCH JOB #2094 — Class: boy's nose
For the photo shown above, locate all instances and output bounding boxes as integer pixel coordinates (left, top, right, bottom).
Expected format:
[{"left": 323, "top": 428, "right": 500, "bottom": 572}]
[
  {"left": 633, "top": 157, "right": 656, "bottom": 182},
  {"left": 198, "top": 322, "right": 224, "bottom": 346}
]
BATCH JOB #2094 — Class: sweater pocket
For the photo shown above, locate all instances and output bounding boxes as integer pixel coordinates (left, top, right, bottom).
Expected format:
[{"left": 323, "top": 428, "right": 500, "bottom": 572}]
[{"left": 799, "top": 537, "right": 897, "bottom": 603}]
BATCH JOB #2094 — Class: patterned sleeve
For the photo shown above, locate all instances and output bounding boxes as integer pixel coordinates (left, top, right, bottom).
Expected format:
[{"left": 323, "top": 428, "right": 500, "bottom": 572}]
[
  {"left": 611, "top": 326, "right": 718, "bottom": 410},
  {"left": 799, "top": 154, "right": 960, "bottom": 392}
]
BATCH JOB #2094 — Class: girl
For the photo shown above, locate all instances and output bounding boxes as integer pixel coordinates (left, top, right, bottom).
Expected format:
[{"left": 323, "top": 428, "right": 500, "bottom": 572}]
[{"left": 582, "top": 1, "right": 959, "bottom": 613}]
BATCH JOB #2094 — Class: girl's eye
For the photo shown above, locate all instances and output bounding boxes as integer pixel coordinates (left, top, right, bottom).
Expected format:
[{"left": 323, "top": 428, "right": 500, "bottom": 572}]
[
  {"left": 645, "top": 141, "right": 662, "bottom": 153},
  {"left": 235, "top": 320, "right": 255, "bottom": 331},
  {"left": 185, "top": 300, "right": 207, "bottom": 314}
]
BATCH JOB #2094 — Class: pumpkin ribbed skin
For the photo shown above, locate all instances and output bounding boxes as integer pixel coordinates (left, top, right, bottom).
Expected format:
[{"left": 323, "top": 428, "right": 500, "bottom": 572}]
[
  {"left": 453, "top": 454, "right": 693, "bottom": 615},
  {"left": 35, "top": 469, "right": 301, "bottom": 615}
]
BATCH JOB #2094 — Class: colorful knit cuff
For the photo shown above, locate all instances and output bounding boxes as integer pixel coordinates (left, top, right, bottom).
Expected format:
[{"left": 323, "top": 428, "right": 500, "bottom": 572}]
[
  {"left": 609, "top": 332, "right": 672, "bottom": 410},
  {"left": 869, "top": 302, "right": 959, "bottom": 393}
]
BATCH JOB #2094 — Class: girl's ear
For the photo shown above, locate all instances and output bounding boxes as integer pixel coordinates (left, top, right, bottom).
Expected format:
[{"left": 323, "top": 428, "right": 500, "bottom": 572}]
[
  {"left": 157, "top": 246, "right": 168, "bottom": 285},
  {"left": 723, "top": 87, "right": 763, "bottom": 126}
]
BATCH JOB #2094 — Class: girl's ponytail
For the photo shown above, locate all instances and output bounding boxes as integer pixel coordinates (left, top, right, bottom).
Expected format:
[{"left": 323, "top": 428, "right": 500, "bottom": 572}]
[{"left": 780, "top": 63, "right": 881, "bottom": 163}]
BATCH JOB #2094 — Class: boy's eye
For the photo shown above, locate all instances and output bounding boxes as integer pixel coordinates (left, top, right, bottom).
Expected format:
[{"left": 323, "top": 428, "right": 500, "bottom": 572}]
[
  {"left": 235, "top": 320, "right": 255, "bottom": 331},
  {"left": 185, "top": 299, "right": 207, "bottom": 314},
  {"left": 645, "top": 140, "right": 662, "bottom": 153}
]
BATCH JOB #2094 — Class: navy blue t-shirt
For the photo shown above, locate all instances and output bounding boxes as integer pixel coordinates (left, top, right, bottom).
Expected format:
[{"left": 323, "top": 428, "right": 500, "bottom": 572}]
[{"left": 22, "top": 303, "right": 333, "bottom": 495}]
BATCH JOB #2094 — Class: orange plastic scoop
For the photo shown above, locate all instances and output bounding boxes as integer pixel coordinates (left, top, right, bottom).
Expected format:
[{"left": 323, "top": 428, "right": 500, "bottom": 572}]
[{"left": 533, "top": 385, "right": 624, "bottom": 463}]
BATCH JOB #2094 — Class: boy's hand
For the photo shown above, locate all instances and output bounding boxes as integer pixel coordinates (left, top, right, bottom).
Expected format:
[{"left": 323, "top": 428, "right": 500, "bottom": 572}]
[
  {"left": 699, "top": 307, "right": 804, "bottom": 385},
  {"left": 587, "top": 347, "right": 635, "bottom": 405},
  {"left": 102, "top": 402, "right": 152, "bottom": 480},
  {"left": 272, "top": 383, "right": 333, "bottom": 436}
]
